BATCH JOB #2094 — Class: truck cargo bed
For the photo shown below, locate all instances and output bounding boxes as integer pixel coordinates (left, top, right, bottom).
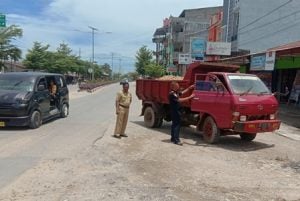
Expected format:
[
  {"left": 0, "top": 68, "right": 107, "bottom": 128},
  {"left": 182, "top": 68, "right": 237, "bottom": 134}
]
[{"left": 136, "top": 79, "right": 189, "bottom": 104}]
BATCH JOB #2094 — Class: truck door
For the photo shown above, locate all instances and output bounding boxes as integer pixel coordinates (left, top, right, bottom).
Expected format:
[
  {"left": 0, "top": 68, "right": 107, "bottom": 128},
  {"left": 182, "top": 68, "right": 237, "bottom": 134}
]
[
  {"left": 191, "top": 74, "right": 232, "bottom": 129},
  {"left": 213, "top": 75, "right": 232, "bottom": 128}
]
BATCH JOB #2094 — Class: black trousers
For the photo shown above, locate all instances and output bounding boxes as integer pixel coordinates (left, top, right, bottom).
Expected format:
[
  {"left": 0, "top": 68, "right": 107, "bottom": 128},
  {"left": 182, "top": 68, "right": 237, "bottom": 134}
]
[{"left": 171, "top": 115, "right": 181, "bottom": 143}]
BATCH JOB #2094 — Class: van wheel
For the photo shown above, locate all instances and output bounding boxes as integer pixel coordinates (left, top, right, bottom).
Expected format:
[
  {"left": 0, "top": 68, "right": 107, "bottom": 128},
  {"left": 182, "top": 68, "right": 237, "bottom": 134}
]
[
  {"left": 61, "top": 103, "right": 69, "bottom": 118},
  {"left": 29, "top": 110, "right": 42, "bottom": 129},
  {"left": 240, "top": 133, "right": 256, "bottom": 141},
  {"left": 203, "top": 116, "right": 220, "bottom": 144},
  {"left": 144, "top": 107, "right": 156, "bottom": 128}
]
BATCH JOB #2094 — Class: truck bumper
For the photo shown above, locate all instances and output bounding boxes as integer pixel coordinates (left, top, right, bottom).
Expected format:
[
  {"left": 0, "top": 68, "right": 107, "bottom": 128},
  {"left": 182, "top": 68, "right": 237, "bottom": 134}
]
[
  {"left": 233, "top": 120, "right": 281, "bottom": 133},
  {"left": 0, "top": 116, "right": 30, "bottom": 127}
]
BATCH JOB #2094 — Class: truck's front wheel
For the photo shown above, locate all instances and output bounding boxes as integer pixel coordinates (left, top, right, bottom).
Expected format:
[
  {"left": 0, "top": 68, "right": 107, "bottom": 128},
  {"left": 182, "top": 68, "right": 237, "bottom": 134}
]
[
  {"left": 203, "top": 116, "right": 220, "bottom": 144},
  {"left": 144, "top": 107, "right": 156, "bottom": 128}
]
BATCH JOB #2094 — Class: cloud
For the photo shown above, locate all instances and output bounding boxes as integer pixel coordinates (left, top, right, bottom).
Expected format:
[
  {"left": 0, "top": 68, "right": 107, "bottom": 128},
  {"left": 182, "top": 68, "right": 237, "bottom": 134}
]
[{"left": 7, "top": 0, "right": 222, "bottom": 72}]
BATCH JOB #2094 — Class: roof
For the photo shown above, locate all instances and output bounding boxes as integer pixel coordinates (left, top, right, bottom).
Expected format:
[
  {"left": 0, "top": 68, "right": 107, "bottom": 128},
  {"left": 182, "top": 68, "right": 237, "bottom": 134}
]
[
  {"left": 267, "top": 40, "right": 300, "bottom": 57},
  {"left": 153, "top": 27, "right": 167, "bottom": 36},
  {"left": 268, "top": 41, "right": 300, "bottom": 52}
]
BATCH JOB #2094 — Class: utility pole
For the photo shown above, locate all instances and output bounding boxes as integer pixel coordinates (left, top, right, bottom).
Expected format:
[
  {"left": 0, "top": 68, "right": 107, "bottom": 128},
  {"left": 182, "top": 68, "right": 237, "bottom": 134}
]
[
  {"left": 88, "top": 26, "right": 98, "bottom": 81},
  {"left": 119, "top": 58, "right": 122, "bottom": 74},
  {"left": 111, "top": 53, "right": 114, "bottom": 80}
]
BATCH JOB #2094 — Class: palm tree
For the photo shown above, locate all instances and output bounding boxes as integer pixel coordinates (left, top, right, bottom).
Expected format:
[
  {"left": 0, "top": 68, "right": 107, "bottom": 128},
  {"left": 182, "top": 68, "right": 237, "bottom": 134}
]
[{"left": 0, "top": 25, "right": 23, "bottom": 72}]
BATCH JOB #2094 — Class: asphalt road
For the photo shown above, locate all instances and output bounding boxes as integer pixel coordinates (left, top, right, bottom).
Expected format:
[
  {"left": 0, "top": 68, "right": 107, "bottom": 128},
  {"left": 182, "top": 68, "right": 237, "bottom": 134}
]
[
  {"left": 0, "top": 83, "right": 299, "bottom": 201},
  {"left": 0, "top": 83, "right": 118, "bottom": 192}
]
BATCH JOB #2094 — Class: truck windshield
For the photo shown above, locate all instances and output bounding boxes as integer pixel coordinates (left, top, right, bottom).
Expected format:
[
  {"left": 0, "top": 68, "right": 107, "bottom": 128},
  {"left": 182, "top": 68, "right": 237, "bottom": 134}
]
[
  {"left": 0, "top": 76, "right": 34, "bottom": 92},
  {"left": 227, "top": 75, "right": 271, "bottom": 95}
]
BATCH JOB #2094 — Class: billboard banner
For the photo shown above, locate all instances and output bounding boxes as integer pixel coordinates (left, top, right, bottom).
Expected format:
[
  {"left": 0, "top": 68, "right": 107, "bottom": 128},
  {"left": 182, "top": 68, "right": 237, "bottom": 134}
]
[
  {"left": 206, "top": 42, "right": 231, "bottom": 56},
  {"left": 190, "top": 38, "right": 206, "bottom": 61},
  {"left": 265, "top": 51, "right": 276, "bottom": 71},
  {"left": 178, "top": 54, "right": 191, "bottom": 65},
  {"left": 250, "top": 54, "right": 266, "bottom": 71}
]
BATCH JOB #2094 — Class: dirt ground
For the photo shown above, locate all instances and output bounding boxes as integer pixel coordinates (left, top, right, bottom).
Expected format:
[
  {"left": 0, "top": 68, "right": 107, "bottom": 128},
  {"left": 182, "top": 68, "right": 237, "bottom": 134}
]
[{"left": 0, "top": 84, "right": 299, "bottom": 201}]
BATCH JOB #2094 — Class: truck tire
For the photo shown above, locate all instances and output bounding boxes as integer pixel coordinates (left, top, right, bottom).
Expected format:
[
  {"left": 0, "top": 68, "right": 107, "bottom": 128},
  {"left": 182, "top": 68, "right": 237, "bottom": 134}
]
[
  {"left": 181, "top": 121, "right": 190, "bottom": 127},
  {"left": 203, "top": 116, "right": 220, "bottom": 144},
  {"left": 29, "top": 110, "right": 42, "bottom": 129},
  {"left": 144, "top": 107, "right": 156, "bottom": 128},
  {"left": 240, "top": 133, "right": 256, "bottom": 141}
]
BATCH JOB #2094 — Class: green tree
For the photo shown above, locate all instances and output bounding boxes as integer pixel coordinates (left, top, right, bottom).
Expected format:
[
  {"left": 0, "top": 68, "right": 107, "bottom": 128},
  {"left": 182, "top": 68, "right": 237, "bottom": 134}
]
[
  {"left": 23, "top": 42, "right": 50, "bottom": 71},
  {"left": 145, "top": 62, "right": 165, "bottom": 78},
  {"left": 0, "top": 25, "right": 23, "bottom": 71},
  {"left": 57, "top": 43, "right": 72, "bottom": 55},
  {"left": 50, "top": 43, "right": 78, "bottom": 73},
  {"left": 135, "top": 45, "right": 152, "bottom": 76}
]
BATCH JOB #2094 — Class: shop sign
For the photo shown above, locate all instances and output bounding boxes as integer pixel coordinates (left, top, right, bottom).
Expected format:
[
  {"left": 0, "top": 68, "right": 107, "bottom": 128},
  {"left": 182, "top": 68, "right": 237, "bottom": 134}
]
[
  {"left": 206, "top": 42, "right": 231, "bottom": 56},
  {"left": 178, "top": 54, "right": 191, "bottom": 64},
  {"left": 265, "top": 51, "right": 276, "bottom": 71},
  {"left": 190, "top": 38, "right": 206, "bottom": 61},
  {"left": 250, "top": 54, "right": 266, "bottom": 71}
]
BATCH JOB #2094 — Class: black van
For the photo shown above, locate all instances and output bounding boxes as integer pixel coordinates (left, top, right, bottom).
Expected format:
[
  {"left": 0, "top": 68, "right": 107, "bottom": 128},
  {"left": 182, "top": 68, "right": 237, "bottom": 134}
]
[{"left": 0, "top": 72, "right": 69, "bottom": 129}]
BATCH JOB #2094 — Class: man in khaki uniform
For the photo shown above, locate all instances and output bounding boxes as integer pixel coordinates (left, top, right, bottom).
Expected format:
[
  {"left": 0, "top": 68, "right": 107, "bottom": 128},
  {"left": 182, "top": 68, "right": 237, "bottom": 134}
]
[{"left": 114, "top": 82, "right": 132, "bottom": 138}]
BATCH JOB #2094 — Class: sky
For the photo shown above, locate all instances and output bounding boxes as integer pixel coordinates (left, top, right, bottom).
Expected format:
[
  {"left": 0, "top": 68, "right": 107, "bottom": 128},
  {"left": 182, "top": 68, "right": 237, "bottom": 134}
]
[{"left": 1, "top": 0, "right": 223, "bottom": 73}]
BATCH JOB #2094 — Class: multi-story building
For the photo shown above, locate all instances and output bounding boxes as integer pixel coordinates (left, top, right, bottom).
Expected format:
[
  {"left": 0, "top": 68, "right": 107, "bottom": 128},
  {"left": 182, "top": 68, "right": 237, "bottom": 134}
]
[
  {"left": 223, "top": 0, "right": 300, "bottom": 53},
  {"left": 153, "top": 6, "right": 222, "bottom": 75}
]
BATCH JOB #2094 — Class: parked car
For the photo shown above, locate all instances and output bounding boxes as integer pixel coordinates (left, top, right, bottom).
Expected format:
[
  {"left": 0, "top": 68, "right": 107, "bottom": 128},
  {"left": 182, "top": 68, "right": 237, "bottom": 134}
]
[{"left": 0, "top": 72, "right": 69, "bottom": 129}]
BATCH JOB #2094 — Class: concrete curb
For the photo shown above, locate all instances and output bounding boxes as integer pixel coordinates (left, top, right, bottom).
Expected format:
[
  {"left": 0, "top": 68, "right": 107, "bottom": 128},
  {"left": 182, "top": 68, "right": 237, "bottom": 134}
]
[{"left": 275, "top": 123, "right": 300, "bottom": 141}]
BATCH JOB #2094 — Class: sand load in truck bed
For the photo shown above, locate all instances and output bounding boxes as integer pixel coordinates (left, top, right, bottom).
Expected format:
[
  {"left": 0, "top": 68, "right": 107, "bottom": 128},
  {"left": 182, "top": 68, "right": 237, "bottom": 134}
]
[{"left": 156, "top": 75, "right": 183, "bottom": 80}]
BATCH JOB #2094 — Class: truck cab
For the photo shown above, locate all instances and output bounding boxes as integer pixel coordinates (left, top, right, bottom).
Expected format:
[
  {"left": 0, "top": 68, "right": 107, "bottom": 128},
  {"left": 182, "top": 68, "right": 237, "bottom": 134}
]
[{"left": 191, "top": 72, "right": 280, "bottom": 143}]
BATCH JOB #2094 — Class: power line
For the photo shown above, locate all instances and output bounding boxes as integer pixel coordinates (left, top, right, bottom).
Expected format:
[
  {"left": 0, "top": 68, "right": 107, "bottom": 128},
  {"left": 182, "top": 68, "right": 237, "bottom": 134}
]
[
  {"left": 239, "top": 9, "right": 300, "bottom": 35},
  {"left": 239, "top": 0, "right": 293, "bottom": 31},
  {"left": 239, "top": 18, "right": 300, "bottom": 46}
]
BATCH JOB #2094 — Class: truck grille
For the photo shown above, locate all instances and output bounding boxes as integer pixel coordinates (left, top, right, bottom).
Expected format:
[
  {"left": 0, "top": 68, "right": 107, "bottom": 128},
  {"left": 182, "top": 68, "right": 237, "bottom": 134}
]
[{"left": 247, "top": 115, "right": 269, "bottom": 121}]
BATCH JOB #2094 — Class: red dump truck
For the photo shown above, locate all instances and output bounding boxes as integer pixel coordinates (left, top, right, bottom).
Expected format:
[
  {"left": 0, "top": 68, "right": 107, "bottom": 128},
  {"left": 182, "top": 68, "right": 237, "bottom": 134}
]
[{"left": 136, "top": 62, "right": 281, "bottom": 143}]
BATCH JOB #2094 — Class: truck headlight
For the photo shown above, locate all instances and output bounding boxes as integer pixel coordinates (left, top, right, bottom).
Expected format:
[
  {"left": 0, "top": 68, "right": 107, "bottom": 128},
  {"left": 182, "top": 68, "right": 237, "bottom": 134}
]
[
  {"left": 240, "top": 115, "right": 247, "bottom": 122},
  {"left": 270, "top": 114, "right": 275, "bottom": 120},
  {"left": 232, "top": 111, "right": 240, "bottom": 121}
]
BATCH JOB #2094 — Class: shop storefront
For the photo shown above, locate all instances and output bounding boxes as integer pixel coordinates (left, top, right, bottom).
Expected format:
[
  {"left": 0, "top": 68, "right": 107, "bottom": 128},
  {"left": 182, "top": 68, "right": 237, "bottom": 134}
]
[{"left": 275, "top": 57, "right": 300, "bottom": 104}]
